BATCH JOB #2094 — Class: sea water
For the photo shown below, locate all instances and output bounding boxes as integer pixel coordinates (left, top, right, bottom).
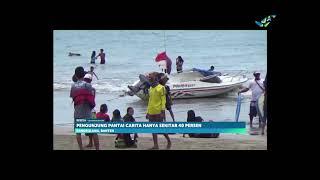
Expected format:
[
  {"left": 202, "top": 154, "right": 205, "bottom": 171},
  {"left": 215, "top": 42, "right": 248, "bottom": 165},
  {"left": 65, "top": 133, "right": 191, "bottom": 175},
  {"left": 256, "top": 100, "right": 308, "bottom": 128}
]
[{"left": 54, "top": 30, "right": 267, "bottom": 125}]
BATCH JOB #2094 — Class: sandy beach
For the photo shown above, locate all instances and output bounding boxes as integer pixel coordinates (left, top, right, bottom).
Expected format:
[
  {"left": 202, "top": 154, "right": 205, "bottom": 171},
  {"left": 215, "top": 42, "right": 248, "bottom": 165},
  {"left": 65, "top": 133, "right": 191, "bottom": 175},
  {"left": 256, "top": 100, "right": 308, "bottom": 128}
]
[
  {"left": 53, "top": 30, "right": 267, "bottom": 151},
  {"left": 54, "top": 126, "right": 267, "bottom": 150}
]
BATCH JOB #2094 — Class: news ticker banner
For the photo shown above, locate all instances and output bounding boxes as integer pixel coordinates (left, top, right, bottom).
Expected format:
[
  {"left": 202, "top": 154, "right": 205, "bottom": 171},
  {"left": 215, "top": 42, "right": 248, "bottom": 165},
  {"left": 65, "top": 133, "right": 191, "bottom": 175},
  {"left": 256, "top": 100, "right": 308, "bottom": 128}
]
[{"left": 74, "top": 119, "right": 246, "bottom": 134}]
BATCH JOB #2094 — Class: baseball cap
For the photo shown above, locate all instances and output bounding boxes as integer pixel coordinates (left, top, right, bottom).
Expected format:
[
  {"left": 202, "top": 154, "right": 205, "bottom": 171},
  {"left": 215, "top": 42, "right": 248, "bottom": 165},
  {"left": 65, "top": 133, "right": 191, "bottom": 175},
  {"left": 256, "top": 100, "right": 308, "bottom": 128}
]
[
  {"left": 253, "top": 71, "right": 261, "bottom": 75},
  {"left": 84, "top": 73, "right": 92, "bottom": 80}
]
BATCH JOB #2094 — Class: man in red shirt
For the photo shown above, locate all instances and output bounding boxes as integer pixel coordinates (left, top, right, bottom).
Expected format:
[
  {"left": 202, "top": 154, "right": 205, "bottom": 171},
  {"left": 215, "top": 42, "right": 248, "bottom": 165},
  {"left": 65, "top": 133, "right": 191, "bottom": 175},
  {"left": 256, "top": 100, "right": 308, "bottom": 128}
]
[
  {"left": 96, "top": 49, "right": 106, "bottom": 64},
  {"left": 70, "top": 66, "right": 96, "bottom": 150}
]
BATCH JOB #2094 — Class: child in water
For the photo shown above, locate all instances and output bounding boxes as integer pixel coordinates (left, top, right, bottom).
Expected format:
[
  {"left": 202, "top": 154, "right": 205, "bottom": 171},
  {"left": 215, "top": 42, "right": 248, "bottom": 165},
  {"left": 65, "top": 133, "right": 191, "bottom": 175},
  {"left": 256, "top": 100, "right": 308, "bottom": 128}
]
[
  {"left": 90, "top": 51, "right": 96, "bottom": 64},
  {"left": 88, "top": 66, "right": 99, "bottom": 80},
  {"left": 96, "top": 49, "right": 106, "bottom": 64}
]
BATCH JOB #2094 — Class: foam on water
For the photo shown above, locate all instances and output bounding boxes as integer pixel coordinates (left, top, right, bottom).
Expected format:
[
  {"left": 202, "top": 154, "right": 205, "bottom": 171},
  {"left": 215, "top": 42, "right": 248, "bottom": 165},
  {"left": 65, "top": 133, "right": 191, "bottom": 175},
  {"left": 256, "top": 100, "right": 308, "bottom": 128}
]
[
  {"left": 54, "top": 81, "right": 130, "bottom": 93},
  {"left": 54, "top": 30, "right": 267, "bottom": 125}
]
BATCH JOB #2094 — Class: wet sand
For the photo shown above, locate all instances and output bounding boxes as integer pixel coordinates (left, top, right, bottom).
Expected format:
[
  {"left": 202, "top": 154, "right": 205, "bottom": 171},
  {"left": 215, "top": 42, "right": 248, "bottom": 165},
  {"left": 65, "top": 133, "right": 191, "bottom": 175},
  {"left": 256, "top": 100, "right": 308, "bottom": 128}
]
[
  {"left": 54, "top": 126, "right": 267, "bottom": 150},
  {"left": 54, "top": 90, "right": 252, "bottom": 125}
]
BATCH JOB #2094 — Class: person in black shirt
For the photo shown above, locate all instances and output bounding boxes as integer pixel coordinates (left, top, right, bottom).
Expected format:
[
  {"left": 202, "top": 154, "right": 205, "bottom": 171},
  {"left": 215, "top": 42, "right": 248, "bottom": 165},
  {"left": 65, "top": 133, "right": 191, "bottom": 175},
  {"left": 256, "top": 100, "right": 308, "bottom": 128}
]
[
  {"left": 183, "top": 110, "right": 219, "bottom": 138},
  {"left": 159, "top": 74, "right": 175, "bottom": 122},
  {"left": 176, "top": 56, "right": 184, "bottom": 73},
  {"left": 123, "top": 107, "right": 138, "bottom": 147},
  {"left": 183, "top": 110, "right": 203, "bottom": 138}
]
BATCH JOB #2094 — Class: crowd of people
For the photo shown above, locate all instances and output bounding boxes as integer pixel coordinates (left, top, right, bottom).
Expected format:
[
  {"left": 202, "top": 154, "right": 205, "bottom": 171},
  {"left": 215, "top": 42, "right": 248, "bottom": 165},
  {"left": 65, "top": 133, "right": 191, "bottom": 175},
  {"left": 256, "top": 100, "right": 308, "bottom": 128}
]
[
  {"left": 70, "top": 65, "right": 229, "bottom": 150},
  {"left": 69, "top": 52, "right": 267, "bottom": 150}
]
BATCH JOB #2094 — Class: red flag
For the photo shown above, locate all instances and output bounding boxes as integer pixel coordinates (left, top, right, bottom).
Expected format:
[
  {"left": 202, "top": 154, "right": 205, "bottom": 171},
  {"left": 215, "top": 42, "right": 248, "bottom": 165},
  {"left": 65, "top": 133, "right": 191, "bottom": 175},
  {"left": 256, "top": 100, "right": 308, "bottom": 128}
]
[
  {"left": 155, "top": 51, "right": 170, "bottom": 62},
  {"left": 155, "top": 51, "right": 172, "bottom": 74}
]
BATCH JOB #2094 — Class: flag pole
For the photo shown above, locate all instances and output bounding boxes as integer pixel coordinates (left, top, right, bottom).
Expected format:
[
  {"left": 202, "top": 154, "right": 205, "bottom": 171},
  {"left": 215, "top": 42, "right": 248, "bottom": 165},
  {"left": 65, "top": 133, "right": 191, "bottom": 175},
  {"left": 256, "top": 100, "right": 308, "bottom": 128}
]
[{"left": 164, "top": 31, "right": 166, "bottom": 52}]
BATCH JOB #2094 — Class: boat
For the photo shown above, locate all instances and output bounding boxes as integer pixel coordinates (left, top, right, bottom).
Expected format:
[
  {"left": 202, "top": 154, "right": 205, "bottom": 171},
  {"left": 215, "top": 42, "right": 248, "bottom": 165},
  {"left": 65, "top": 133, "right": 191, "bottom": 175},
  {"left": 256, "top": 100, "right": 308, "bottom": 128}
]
[
  {"left": 126, "top": 69, "right": 248, "bottom": 100},
  {"left": 126, "top": 32, "right": 248, "bottom": 100}
]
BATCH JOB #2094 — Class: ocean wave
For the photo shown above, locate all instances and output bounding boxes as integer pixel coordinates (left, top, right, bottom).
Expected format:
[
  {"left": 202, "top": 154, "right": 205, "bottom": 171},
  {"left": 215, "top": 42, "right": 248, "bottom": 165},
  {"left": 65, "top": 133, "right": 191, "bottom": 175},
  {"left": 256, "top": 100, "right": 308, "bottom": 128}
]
[
  {"left": 54, "top": 81, "right": 130, "bottom": 93},
  {"left": 54, "top": 82, "right": 72, "bottom": 90},
  {"left": 93, "top": 82, "right": 128, "bottom": 93}
]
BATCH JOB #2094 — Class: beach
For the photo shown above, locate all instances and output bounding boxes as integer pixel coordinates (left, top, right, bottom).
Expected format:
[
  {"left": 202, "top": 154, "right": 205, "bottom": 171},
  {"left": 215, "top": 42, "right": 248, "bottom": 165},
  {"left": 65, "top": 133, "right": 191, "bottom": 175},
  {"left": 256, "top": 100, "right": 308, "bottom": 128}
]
[
  {"left": 54, "top": 126, "right": 267, "bottom": 150},
  {"left": 54, "top": 30, "right": 267, "bottom": 126},
  {"left": 54, "top": 30, "right": 267, "bottom": 150}
]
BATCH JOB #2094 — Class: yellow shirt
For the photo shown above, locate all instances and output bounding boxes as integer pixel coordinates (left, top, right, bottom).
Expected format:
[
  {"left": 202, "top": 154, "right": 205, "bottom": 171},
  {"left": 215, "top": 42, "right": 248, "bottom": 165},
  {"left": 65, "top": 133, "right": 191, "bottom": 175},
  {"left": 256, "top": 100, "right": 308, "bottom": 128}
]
[{"left": 147, "top": 84, "right": 166, "bottom": 115}]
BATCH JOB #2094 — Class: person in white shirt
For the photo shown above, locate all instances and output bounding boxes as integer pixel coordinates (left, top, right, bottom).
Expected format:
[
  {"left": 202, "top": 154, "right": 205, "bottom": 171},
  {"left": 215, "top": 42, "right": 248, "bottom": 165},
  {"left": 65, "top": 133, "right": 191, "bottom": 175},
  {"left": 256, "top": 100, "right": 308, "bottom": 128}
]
[{"left": 238, "top": 72, "right": 265, "bottom": 129}]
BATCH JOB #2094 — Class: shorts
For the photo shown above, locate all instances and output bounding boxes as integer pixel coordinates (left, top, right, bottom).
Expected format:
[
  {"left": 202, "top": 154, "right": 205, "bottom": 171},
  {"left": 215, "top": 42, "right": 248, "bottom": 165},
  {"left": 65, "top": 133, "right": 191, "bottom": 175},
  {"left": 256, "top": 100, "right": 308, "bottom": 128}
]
[
  {"left": 249, "top": 102, "right": 257, "bottom": 117},
  {"left": 148, "top": 114, "right": 164, "bottom": 122},
  {"left": 166, "top": 104, "right": 172, "bottom": 111},
  {"left": 149, "top": 115, "right": 166, "bottom": 135},
  {"left": 74, "top": 117, "right": 92, "bottom": 135}
]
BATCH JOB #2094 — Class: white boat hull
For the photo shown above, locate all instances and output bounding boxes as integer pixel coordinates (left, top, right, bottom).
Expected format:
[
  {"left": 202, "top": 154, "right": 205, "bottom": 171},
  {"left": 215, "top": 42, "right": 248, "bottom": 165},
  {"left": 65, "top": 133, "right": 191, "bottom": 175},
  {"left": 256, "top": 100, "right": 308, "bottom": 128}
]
[{"left": 128, "top": 70, "right": 248, "bottom": 101}]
